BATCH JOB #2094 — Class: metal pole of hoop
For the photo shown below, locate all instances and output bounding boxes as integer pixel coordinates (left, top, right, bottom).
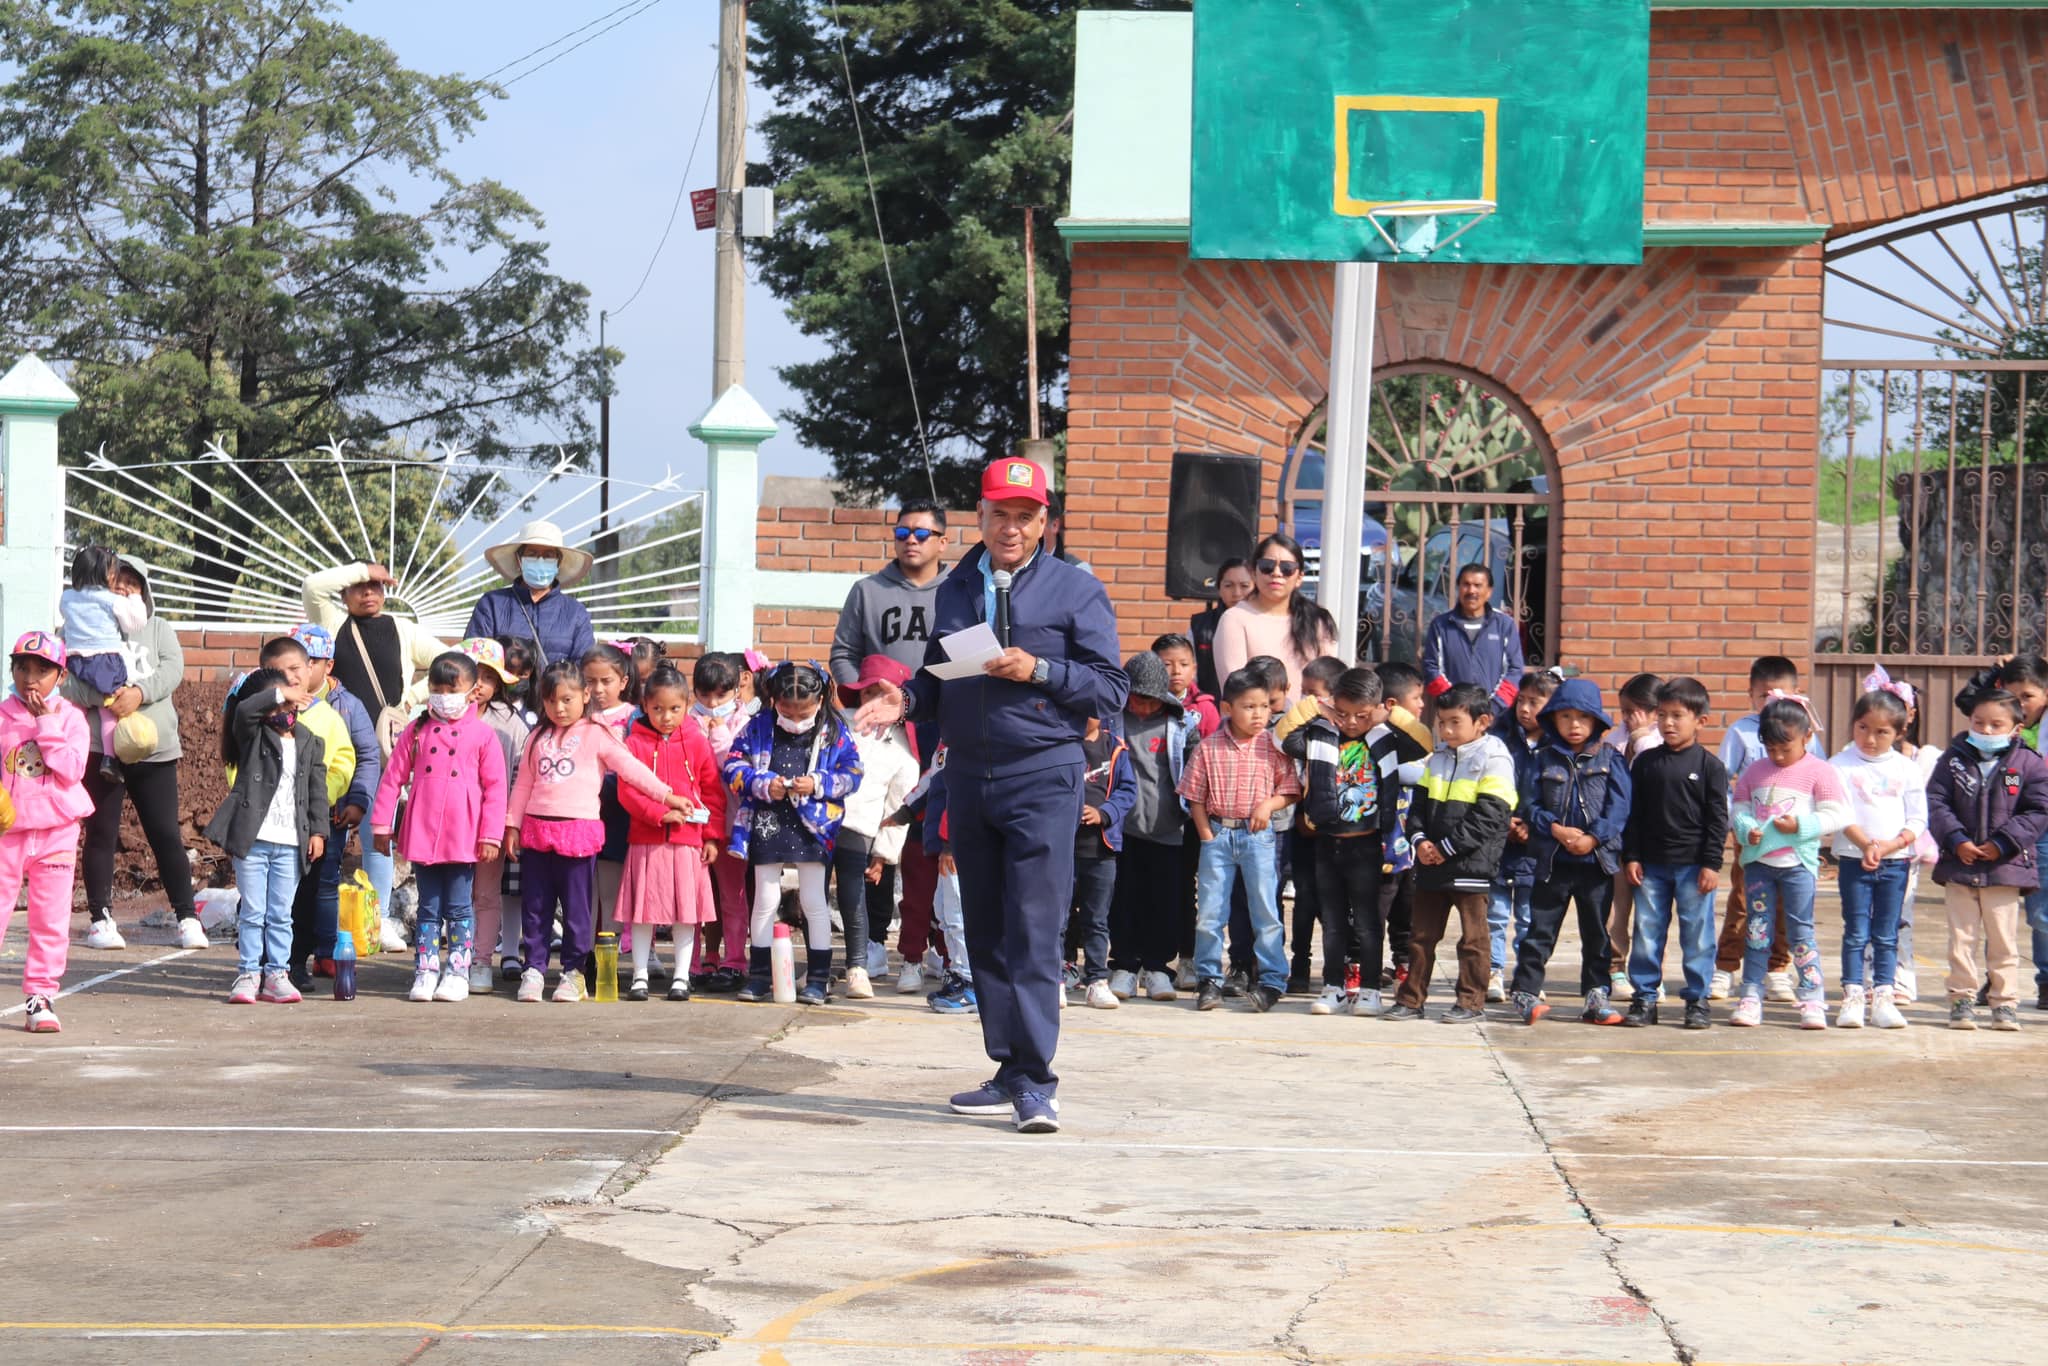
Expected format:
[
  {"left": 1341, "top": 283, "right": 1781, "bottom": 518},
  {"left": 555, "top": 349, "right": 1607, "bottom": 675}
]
[{"left": 1323, "top": 260, "right": 1379, "bottom": 668}]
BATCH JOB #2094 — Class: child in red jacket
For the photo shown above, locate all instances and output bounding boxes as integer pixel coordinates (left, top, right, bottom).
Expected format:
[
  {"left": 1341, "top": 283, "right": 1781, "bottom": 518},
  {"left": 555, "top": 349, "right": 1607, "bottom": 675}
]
[{"left": 618, "top": 666, "right": 728, "bottom": 1001}]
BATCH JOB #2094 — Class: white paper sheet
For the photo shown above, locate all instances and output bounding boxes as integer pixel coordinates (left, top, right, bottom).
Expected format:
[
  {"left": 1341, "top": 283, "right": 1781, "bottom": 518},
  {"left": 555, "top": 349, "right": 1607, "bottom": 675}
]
[{"left": 925, "top": 621, "right": 1005, "bottom": 681}]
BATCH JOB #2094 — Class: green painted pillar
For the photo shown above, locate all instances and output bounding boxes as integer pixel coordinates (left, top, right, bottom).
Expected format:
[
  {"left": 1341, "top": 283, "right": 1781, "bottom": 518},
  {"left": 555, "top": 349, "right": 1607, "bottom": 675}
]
[
  {"left": 0, "top": 354, "right": 79, "bottom": 650},
  {"left": 690, "top": 384, "right": 778, "bottom": 652}
]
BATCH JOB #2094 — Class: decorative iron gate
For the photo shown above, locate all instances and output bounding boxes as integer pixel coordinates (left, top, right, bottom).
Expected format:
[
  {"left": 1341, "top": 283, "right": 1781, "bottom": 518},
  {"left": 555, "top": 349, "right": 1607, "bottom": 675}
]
[
  {"left": 62, "top": 441, "right": 706, "bottom": 641},
  {"left": 1281, "top": 361, "right": 1562, "bottom": 665},
  {"left": 1814, "top": 192, "right": 2048, "bottom": 732}
]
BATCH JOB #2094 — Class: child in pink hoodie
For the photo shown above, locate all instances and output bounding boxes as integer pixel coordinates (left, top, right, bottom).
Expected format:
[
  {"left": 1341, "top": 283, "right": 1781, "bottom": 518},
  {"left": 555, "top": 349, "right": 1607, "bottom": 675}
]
[
  {"left": 371, "top": 652, "right": 508, "bottom": 1005},
  {"left": 1, "top": 632, "right": 95, "bottom": 1034}
]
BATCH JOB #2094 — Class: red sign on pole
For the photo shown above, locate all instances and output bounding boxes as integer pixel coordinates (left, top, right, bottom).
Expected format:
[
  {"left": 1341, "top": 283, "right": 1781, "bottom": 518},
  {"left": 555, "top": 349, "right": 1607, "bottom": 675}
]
[{"left": 690, "top": 189, "right": 718, "bottom": 231}]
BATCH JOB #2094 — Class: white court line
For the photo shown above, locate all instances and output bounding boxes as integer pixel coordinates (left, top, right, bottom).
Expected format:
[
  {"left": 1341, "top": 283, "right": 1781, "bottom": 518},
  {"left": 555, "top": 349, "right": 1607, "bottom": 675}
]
[
  {"left": 0, "top": 948, "right": 198, "bottom": 1018},
  {"left": 0, "top": 1125, "right": 677, "bottom": 1137},
  {"left": 675, "top": 1135, "right": 2048, "bottom": 1168}
]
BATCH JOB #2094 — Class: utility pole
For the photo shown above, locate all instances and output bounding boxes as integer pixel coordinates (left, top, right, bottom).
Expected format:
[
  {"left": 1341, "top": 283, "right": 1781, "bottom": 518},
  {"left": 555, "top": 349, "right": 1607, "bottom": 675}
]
[
  {"left": 1024, "top": 207, "right": 1041, "bottom": 440},
  {"left": 598, "top": 308, "right": 613, "bottom": 574},
  {"left": 713, "top": 0, "right": 747, "bottom": 396}
]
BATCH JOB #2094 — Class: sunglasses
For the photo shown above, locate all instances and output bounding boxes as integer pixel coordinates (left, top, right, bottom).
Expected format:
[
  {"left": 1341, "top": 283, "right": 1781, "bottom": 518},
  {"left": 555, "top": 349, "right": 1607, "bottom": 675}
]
[
  {"left": 893, "top": 527, "right": 939, "bottom": 543},
  {"left": 1255, "top": 558, "right": 1301, "bottom": 577}
]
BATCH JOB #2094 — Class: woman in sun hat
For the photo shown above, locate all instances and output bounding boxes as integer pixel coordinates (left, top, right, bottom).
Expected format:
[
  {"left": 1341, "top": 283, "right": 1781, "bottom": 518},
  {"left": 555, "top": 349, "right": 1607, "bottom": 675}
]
[{"left": 462, "top": 520, "right": 597, "bottom": 671}]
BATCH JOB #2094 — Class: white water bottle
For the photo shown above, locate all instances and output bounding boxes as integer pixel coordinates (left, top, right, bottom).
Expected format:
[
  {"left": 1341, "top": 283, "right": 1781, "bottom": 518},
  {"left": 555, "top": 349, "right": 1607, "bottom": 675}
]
[{"left": 770, "top": 923, "right": 797, "bottom": 1003}]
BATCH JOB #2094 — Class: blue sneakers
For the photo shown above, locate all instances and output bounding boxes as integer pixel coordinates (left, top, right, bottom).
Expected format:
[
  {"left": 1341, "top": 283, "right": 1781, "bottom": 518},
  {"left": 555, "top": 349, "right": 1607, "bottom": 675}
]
[
  {"left": 948, "top": 1079, "right": 1013, "bottom": 1115},
  {"left": 929, "top": 974, "right": 978, "bottom": 1014},
  {"left": 1013, "top": 1088, "right": 1061, "bottom": 1134}
]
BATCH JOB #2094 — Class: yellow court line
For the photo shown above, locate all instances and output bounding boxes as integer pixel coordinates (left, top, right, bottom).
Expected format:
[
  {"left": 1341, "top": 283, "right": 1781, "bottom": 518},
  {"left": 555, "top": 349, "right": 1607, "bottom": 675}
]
[{"left": 0, "top": 1321, "right": 721, "bottom": 1338}]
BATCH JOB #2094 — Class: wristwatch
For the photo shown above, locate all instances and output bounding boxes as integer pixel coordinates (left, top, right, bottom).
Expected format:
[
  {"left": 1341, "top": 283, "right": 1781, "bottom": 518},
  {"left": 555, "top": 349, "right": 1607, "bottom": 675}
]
[{"left": 1030, "top": 656, "right": 1051, "bottom": 687}]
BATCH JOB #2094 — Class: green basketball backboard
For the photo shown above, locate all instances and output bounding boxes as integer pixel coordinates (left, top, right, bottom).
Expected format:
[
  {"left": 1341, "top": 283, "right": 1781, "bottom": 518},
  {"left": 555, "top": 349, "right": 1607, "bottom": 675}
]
[{"left": 1189, "top": 0, "right": 1649, "bottom": 265}]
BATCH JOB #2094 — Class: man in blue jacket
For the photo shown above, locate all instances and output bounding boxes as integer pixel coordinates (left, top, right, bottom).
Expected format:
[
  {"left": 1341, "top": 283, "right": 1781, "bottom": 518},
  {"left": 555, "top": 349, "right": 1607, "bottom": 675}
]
[
  {"left": 856, "top": 457, "right": 1129, "bottom": 1134},
  {"left": 1422, "top": 564, "right": 1525, "bottom": 714}
]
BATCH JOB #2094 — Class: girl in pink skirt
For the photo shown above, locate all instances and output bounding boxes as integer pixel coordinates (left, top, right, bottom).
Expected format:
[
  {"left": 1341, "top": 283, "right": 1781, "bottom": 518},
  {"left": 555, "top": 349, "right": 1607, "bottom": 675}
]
[{"left": 618, "top": 666, "right": 729, "bottom": 1000}]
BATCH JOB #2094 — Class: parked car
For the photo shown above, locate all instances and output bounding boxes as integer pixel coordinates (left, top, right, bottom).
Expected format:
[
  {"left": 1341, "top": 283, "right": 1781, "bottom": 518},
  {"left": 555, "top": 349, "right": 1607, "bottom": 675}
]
[
  {"left": 1360, "top": 518, "right": 1548, "bottom": 664},
  {"left": 1284, "top": 448, "right": 1392, "bottom": 587}
]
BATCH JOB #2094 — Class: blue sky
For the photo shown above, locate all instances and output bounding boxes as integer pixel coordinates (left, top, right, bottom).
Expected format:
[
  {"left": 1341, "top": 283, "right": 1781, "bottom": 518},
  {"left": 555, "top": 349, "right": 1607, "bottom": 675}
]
[{"left": 343, "top": 0, "right": 830, "bottom": 491}]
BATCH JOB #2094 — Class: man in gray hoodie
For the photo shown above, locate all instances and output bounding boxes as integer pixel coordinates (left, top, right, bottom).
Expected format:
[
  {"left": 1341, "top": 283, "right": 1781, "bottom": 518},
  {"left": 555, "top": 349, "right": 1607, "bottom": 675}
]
[{"left": 831, "top": 500, "right": 949, "bottom": 685}]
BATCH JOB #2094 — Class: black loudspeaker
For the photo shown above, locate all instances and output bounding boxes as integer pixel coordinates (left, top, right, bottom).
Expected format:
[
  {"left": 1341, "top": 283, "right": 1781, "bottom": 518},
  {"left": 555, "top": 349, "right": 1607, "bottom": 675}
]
[{"left": 1165, "top": 452, "right": 1263, "bottom": 600}]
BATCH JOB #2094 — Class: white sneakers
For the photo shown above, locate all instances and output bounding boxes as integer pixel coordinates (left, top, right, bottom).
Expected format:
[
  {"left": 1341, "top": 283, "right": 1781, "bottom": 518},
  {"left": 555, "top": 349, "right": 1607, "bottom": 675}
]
[
  {"left": 1870, "top": 985, "right": 1909, "bottom": 1029},
  {"left": 1107, "top": 969, "right": 1138, "bottom": 1000},
  {"left": 23, "top": 995, "right": 61, "bottom": 1033},
  {"left": 379, "top": 918, "right": 409, "bottom": 954},
  {"left": 516, "top": 968, "right": 546, "bottom": 1003},
  {"left": 1708, "top": 970, "right": 1732, "bottom": 1000},
  {"left": 1893, "top": 967, "right": 1918, "bottom": 1003},
  {"left": 1084, "top": 981, "right": 1119, "bottom": 1010},
  {"left": 1310, "top": 985, "right": 1346, "bottom": 1015},
  {"left": 1352, "top": 987, "right": 1383, "bottom": 1017},
  {"left": 1765, "top": 970, "right": 1797, "bottom": 1002},
  {"left": 1836, "top": 984, "right": 1866, "bottom": 1029},
  {"left": 844, "top": 966, "right": 874, "bottom": 1000},
  {"left": 1729, "top": 995, "right": 1763, "bottom": 1027},
  {"left": 896, "top": 964, "right": 926, "bottom": 994},
  {"left": 1142, "top": 970, "right": 1177, "bottom": 1002},
  {"left": 84, "top": 917, "right": 126, "bottom": 950},
  {"left": 1174, "top": 962, "right": 1199, "bottom": 991},
  {"left": 1608, "top": 972, "right": 1632, "bottom": 1002},
  {"left": 226, "top": 972, "right": 260, "bottom": 1006},
  {"left": 1486, "top": 970, "right": 1506, "bottom": 1003},
  {"left": 1797, "top": 1000, "right": 1828, "bottom": 1030},
  {"left": 552, "top": 974, "right": 585, "bottom": 1004},
  {"left": 433, "top": 972, "right": 469, "bottom": 1003},
  {"left": 468, "top": 962, "right": 496, "bottom": 992},
  {"left": 408, "top": 970, "right": 437, "bottom": 1003},
  {"left": 178, "top": 918, "right": 210, "bottom": 949}
]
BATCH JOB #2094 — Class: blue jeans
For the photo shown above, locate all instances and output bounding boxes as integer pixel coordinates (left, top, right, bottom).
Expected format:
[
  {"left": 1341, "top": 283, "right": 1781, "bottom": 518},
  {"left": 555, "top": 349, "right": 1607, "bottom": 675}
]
[
  {"left": 362, "top": 844, "right": 396, "bottom": 926},
  {"left": 1196, "top": 827, "right": 1287, "bottom": 991},
  {"left": 1487, "top": 880, "right": 1530, "bottom": 972},
  {"left": 414, "top": 863, "right": 477, "bottom": 976},
  {"left": 1839, "top": 857, "right": 1909, "bottom": 988},
  {"left": 235, "top": 840, "right": 300, "bottom": 974},
  {"left": 2027, "top": 834, "right": 2048, "bottom": 988},
  {"left": 1630, "top": 864, "right": 1716, "bottom": 1004},
  {"left": 1741, "top": 861, "right": 1821, "bottom": 1002}
]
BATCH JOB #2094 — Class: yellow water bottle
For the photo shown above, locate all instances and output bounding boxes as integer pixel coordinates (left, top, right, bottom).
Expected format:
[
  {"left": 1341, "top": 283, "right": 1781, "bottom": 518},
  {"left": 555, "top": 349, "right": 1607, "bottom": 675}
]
[{"left": 593, "top": 932, "right": 619, "bottom": 1003}]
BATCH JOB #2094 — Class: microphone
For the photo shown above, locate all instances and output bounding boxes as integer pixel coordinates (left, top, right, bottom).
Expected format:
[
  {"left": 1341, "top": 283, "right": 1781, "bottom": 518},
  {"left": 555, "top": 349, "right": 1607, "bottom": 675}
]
[{"left": 991, "top": 569, "right": 1013, "bottom": 648}]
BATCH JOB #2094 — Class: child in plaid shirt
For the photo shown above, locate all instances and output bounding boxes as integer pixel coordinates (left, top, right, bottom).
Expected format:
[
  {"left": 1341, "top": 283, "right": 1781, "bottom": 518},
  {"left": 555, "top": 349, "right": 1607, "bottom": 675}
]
[{"left": 1180, "top": 667, "right": 1302, "bottom": 1013}]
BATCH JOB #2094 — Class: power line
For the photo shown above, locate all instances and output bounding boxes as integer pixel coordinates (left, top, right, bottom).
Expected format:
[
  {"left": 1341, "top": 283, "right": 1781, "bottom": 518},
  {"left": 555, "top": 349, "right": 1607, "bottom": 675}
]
[
  {"left": 609, "top": 57, "right": 719, "bottom": 319},
  {"left": 827, "top": 0, "right": 937, "bottom": 501},
  {"left": 497, "top": 0, "right": 672, "bottom": 91}
]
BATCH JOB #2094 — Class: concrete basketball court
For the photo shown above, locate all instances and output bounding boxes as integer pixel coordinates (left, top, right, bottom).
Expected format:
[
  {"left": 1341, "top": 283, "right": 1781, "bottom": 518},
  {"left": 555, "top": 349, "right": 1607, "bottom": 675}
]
[{"left": 2, "top": 883, "right": 2043, "bottom": 1365}]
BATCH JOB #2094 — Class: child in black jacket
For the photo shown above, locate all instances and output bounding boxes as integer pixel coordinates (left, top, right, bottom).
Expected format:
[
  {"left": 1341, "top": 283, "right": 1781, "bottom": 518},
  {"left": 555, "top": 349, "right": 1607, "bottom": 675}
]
[{"left": 1286, "top": 667, "right": 1389, "bottom": 1016}]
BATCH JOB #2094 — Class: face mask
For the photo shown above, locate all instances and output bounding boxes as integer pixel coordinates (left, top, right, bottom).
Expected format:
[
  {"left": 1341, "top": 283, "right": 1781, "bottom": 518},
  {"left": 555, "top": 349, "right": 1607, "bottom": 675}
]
[
  {"left": 428, "top": 693, "right": 468, "bottom": 720},
  {"left": 1967, "top": 730, "right": 2013, "bottom": 756},
  {"left": 520, "top": 556, "right": 560, "bottom": 589},
  {"left": 741, "top": 698, "right": 761, "bottom": 719},
  {"left": 775, "top": 711, "right": 814, "bottom": 734},
  {"left": 265, "top": 710, "right": 297, "bottom": 733},
  {"left": 693, "top": 699, "right": 737, "bottom": 720}
]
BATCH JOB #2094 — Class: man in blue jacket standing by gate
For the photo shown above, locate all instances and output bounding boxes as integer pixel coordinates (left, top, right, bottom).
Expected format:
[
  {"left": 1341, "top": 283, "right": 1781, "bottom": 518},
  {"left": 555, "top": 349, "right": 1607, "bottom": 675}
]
[
  {"left": 1423, "top": 563, "right": 1525, "bottom": 715},
  {"left": 857, "top": 457, "right": 1128, "bottom": 1134}
]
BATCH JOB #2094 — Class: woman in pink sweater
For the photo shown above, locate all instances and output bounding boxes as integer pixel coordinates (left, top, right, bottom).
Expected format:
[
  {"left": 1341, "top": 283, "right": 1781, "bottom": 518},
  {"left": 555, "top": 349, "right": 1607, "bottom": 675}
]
[
  {"left": 0, "top": 632, "right": 94, "bottom": 1034},
  {"left": 503, "top": 660, "right": 688, "bottom": 1003},
  {"left": 370, "top": 652, "right": 509, "bottom": 1004},
  {"left": 1212, "top": 532, "right": 1337, "bottom": 706}
]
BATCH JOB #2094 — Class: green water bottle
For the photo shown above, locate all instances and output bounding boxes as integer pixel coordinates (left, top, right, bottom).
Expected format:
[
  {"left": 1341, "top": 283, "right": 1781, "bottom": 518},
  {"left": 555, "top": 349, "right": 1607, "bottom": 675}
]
[{"left": 593, "top": 932, "right": 619, "bottom": 1003}]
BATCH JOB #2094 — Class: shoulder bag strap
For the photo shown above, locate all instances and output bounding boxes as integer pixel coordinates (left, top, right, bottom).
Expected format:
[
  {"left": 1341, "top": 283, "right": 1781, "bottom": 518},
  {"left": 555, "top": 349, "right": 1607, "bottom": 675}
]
[{"left": 346, "top": 618, "right": 391, "bottom": 712}]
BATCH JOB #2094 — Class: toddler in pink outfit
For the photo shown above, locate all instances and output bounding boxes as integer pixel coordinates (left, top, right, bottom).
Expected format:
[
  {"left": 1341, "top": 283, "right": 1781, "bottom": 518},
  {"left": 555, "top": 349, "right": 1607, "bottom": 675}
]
[
  {"left": 371, "top": 652, "right": 509, "bottom": 1004},
  {"left": 0, "top": 632, "right": 95, "bottom": 1034}
]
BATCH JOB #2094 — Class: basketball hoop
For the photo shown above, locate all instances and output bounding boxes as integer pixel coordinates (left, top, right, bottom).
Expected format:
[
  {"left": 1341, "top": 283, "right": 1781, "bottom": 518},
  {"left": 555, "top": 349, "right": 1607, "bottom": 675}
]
[{"left": 1364, "top": 199, "right": 1497, "bottom": 257}]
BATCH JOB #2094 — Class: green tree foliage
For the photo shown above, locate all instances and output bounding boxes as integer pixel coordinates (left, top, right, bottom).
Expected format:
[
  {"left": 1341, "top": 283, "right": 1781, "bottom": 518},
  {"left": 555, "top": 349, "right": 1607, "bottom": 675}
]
[
  {"left": 0, "top": 0, "right": 606, "bottom": 589},
  {"left": 749, "top": 1, "right": 1188, "bottom": 507}
]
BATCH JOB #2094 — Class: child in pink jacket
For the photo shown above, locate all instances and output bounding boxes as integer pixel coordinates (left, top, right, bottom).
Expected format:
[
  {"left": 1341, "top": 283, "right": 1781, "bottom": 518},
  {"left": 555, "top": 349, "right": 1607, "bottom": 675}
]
[
  {"left": 1, "top": 632, "right": 95, "bottom": 1034},
  {"left": 371, "top": 652, "right": 508, "bottom": 1004}
]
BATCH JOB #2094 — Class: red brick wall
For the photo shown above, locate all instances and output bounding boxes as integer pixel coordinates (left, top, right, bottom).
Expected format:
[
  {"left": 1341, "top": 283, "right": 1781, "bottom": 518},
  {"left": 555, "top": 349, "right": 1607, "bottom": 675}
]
[
  {"left": 1063, "top": 7, "right": 2047, "bottom": 721},
  {"left": 752, "top": 505, "right": 973, "bottom": 660}
]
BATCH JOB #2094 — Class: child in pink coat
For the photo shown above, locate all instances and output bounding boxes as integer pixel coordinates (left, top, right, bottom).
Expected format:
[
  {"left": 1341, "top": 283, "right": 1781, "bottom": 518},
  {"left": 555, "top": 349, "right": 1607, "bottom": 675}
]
[
  {"left": 371, "top": 652, "right": 508, "bottom": 1004},
  {"left": 1, "top": 632, "right": 95, "bottom": 1034}
]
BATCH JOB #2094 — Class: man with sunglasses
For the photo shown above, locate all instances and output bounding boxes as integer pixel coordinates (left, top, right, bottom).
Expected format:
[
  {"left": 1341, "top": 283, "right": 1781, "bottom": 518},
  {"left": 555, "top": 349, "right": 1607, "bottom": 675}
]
[
  {"left": 855, "top": 458, "right": 1128, "bottom": 1134},
  {"left": 831, "top": 501, "right": 949, "bottom": 685}
]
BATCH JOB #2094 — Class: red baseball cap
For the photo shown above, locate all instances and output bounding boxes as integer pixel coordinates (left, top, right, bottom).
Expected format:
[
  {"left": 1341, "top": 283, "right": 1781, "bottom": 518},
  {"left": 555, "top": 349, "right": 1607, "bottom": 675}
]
[
  {"left": 839, "top": 653, "right": 913, "bottom": 707},
  {"left": 979, "top": 457, "right": 1050, "bottom": 506}
]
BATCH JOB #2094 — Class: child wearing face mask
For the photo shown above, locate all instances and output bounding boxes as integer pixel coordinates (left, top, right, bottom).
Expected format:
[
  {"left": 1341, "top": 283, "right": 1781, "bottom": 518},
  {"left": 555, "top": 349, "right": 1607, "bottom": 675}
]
[
  {"left": 370, "top": 652, "right": 508, "bottom": 1003},
  {"left": 619, "top": 666, "right": 727, "bottom": 1001},
  {"left": 721, "top": 662, "right": 864, "bottom": 1005},
  {"left": 688, "top": 652, "right": 752, "bottom": 992},
  {"left": 462, "top": 638, "right": 531, "bottom": 986},
  {"left": 1927, "top": 687, "right": 2048, "bottom": 1031},
  {"left": 582, "top": 644, "right": 640, "bottom": 982}
]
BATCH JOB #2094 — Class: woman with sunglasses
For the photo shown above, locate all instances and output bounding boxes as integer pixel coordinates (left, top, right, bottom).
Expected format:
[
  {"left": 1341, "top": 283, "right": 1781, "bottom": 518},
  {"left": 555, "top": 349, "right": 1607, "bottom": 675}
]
[{"left": 1213, "top": 532, "right": 1338, "bottom": 708}]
